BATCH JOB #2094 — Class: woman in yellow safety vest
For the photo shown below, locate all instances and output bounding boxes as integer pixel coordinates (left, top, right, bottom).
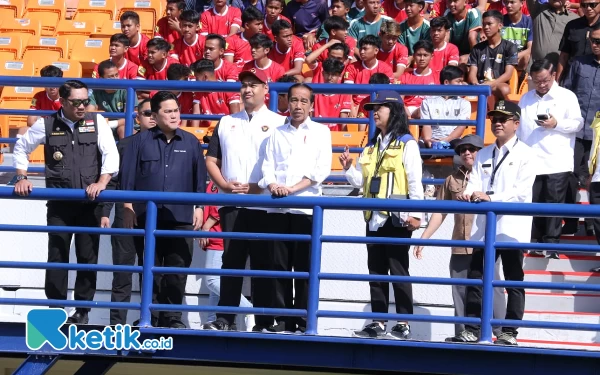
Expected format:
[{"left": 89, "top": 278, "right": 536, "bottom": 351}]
[{"left": 339, "top": 90, "right": 424, "bottom": 340}]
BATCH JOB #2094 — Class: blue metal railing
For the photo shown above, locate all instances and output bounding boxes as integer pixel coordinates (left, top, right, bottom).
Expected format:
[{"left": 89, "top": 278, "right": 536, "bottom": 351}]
[{"left": 1, "top": 186, "right": 600, "bottom": 347}]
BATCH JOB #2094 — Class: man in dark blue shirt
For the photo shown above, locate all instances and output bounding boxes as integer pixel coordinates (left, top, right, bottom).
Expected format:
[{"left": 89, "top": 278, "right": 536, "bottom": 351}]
[
  {"left": 284, "top": 0, "right": 329, "bottom": 49},
  {"left": 121, "top": 91, "right": 206, "bottom": 329}
]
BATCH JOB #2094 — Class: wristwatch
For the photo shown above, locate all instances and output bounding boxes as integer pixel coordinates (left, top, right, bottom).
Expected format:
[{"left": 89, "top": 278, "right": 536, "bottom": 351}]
[{"left": 15, "top": 175, "right": 27, "bottom": 181}]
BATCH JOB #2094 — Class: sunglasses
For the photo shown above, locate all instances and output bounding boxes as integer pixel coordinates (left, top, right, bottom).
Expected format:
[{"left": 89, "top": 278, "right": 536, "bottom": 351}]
[
  {"left": 140, "top": 110, "right": 152, "bottom": 117},
  {"left": 491, "top": 116, "right": 515, "bottom": 124},
  {"left": 581, "top": 2, "right": 599, "bottom": 7},
  {"left": 66, "top": 98, "right": 91, "bottom": 107},
  {"left": 459, "top": 146, "right": 478, "bottom": 154},
  {"left": 590, "top": 38, "right": 600, "bottom": 45}
]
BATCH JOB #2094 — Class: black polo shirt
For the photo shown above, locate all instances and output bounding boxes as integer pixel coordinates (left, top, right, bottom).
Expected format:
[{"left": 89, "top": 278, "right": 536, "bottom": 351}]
[
  {"left": 120, "top": 126, "right": 207, "bottom": 224},
  {"left": 559, "top": 16, "right": 600, "bottom": 58}
]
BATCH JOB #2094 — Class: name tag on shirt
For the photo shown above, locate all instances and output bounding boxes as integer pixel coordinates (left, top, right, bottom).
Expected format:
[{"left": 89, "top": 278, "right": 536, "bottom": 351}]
[
  {"left": 51, "top": 132, "right": 66, "bottom": 136},
  {"left": 78, "top": 126, "right": 95, "bottom": 133},
  {"left": 174, "top": 149, "right": 186, "bottom": 153}
]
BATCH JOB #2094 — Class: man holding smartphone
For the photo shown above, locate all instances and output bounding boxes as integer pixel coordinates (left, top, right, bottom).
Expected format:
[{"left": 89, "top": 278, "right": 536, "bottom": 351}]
[{"left": 516, "top": 58, "right": 584, "bottom": 258}]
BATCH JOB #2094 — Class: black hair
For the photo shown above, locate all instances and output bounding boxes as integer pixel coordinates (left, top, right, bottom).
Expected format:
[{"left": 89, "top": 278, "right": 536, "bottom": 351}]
[
  {"left": 288, "top": 83, "right": 314, "bottom": 104},
  {"left": 266, "top": 0, "right": 284, "bottom": 7},
  {"left": 120, "top": 11, "right": 140, "bottom": 24},
  {"left": 110, "top": 33, "right": 130, "bottom": 47},
  {"left": 190, "top": 58, "right": 215, "bottom": 74},
  {"left": 429, "top": 16, "right": 451, "bottom": 30},
  {"left": 147, "top": 38, "right": 171, "bottom": 52},
  {"left": 322, "top": 57, "right": 345, "bottom": 75},
  {"left": 242, "top": 5, "right": 264, "bottom": 25},
  {"left": 98, "top": 59, "right": 118, "bottom": 77},
  {"left": 440, "top": 65, "right": 464, "bottom": 83},
  {"left": 369, "top": 101, "right": 410, "bottom": 144},
  {"left": 205, "top": 33, "right": 226, "bottom": 49},
  {"left": 277, "top": 74, "right": 299, "bottom": 83},
  {"left": 137, "top": 98, "right": 151, "bottom": 110},
  {"left": 166, "top": 0, "right": 186, "bottom": 10},
  {"left": 323, "top": 16, "right": 349, "bottom": 34},
  {"left": 151, "top": 91, "right": 179, "bottom": 113},
  {"left": 249, "top": 33, "right": 273, "bottom": 49},
  {"left": 40, "top": 65, "right": 63, "bottom": 78},
  {"left": 413, "top": 39, "right": 434, "bottom": 54},
  {"left": 482, "top": 9, "right": 503, "bottom": 23},
  {"left": 59, "top": 80, "right": 88, "bottom": 99},
  {"left": 530, "top": 58, "right": 555, "bottom": 74},
  {"left": 331, "top": 0, "right": 352, "bottom": 9},
  {"left": 368, "top": 73, "right": 390, "bottom": 84},
  {"left": 167, "top": 63, "right": 192, "bottom": 80},
  {"left": 359, "top": 34, "right": 381, "bottom": 49},
  {"left": 329, "top": 42, "right": 350, "bottom": 57},
  {"left": 272, "top": 19, "right": 293, "bottom": 38},
  {"left": 179, "top": 9, "right": 200, "bottom": 24}
]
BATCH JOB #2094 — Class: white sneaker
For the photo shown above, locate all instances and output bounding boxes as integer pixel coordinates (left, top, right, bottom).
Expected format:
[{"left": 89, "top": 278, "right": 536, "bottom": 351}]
[{"left": 244, "top": 314, "right": 255, "bottom": 332}]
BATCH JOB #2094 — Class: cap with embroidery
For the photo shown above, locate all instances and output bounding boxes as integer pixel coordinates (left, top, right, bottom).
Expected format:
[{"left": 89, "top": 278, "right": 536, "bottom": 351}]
[
  {"left": 363, "top": 90, "right": 404, "bottom": 111},
  {"left": 239, "top": 68, "right": 268, "bottom": 84},
  {"left": 487, "top": 100, "right": 521, "bottom": 119}
]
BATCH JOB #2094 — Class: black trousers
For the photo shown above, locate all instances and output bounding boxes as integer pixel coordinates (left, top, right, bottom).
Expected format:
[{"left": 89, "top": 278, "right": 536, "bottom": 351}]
[
  {"left": 589, "top": 183, "right": 600, "bottom": 244},
  {"left": 366, "top": 219, "right": 413, "bottom": 318},
  {"left": 217, "top": 208, "right": 273, "bottom": 327},
  {"left": 531, "top": 172, "right": 571, "bottom": 243},
  {"left": 565, "top": 138, "right": 593, "bottom": 232},
  {"left": 465, "top": 248, "right": 525, "bottom": 335},
  {"left": 45, "top": 201, "right": 102, "bottom": 311},
  {"left": 109, "top": 202, "right": 145, "bottom": 325},
  {"left": 267, "top": 212, "right": 312, "bottom": 329},
  {"left": 137, "top": 217, "right": 193, "bottom": 324}
]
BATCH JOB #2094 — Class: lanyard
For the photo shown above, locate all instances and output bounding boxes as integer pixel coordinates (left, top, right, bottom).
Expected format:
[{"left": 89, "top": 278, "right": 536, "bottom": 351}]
[
  {"left": 373, "top": 137, "right": 393, "bottom": 177},
  {"left": 490, "top": 138, "right": 518, "bottom": 189}
]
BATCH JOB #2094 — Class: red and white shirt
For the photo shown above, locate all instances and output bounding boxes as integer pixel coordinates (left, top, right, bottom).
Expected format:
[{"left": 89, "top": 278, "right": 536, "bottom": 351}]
[
  {"left": 138, "top": 56, "right": 179, "bottom": 80},
  {"left": 430, "top": 42, "right": 460, "bottom": 75},
  {"left": 200, "top": 6, "right": 242, "bottom": 37},
  {"left": 267, "top": 36, "right": 305, "bottom": 72},
  {"left": 214, "top": 58, "right": 239, "bottom": 82},
  {"left": 92, "top": 58, "right": 139, "bottom": 79},
  {"left": 154, "top": 17, "right": 181, "bottom": 45},
  {"left": 377, "top": 42, "right": 409, "bottom": 73},
  {"left": 126, "top": 33, "right": 150, "bottom": 67},
  {"left": 225, "top": 33, "right": 252, "bottom": 69},
  {"left": 262, "top": 14, "right": 291, "bottom": 41},
  {"left": 172, "top": 35, "right": 206, "bottom": 67},
  {"left": 30, "top": 91, "right": 61, "bottom": 111},
  {"left": 149, "top": 90, "right": 195, "bottom": 115},
  {"left": 313, "top": 94, "right": 352, "bottom": 131},
  {"left": 397, "top": 69, "right": 440, "bottom": 107},
  {"left": 313, "top": 36, "right": 356, "bottom": 62},
  {"left": 344, "top": 60, "right": 395, "bottom": 105},
  {"left": 241, "top": 59, "right": 286, "bottom": 83},
  {"left": 309, "top": 62, "right": 348, "bottom": 83},
  {"left": 382, "top": 0, "right": 408, "bottom": 22},
  {"left": 194, "top": 91, "right": 240, "bottom": 127}
]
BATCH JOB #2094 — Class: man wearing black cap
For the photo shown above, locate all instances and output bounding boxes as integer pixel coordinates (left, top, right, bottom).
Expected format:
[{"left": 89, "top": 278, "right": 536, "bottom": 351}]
[{"left": 452, "top": 100, "right": 537, "bottom": 346}]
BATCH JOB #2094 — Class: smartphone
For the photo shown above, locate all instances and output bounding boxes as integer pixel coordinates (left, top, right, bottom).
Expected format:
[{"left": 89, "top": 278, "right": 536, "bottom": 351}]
[{"left": 537, "top": 114, "right": 550, "bottom": 121}]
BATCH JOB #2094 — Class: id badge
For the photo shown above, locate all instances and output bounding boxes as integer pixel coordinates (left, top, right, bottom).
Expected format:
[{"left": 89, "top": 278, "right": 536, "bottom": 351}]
[{"left": 369, "top": 177, "right": 382, "bottom": 195}]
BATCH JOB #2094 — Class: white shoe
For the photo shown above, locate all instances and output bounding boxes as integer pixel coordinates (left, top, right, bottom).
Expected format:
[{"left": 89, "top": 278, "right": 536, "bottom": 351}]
[{"left": 245, "top": 314, "right": 255, "bottom": 332}]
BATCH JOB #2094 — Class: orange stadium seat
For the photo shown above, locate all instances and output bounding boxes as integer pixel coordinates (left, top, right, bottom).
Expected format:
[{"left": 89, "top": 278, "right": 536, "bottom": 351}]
[
  {"left": 118, "top": 0, "right": 164, "bottom": 38},
  {"left": 0, "top": 18, "right": 42, "bottom": 36},
  {"left": 0, "top": 60, "right": 36, "bottom": 77},
  {"left": 90, "top": 19, "right": 120, "bottom": 38},
  {"left": 31, "top": 58, "right": 82, "bottom": 77},
  {"left": 68, "top": 37, "right": 110, "bottom": 76},
  {"left": 55, "top": 20, "right": 97, "bottom": 37},
  {"left": 0, "top": 0, "right": 26, "bottom": 19},
  {"left": 0, "top": 85, "right": 42, "bottom": 129},
  {"left": 21, "top": 35, "right": 70, "bottom": 62},
  {"left": 0, "top": 33, "right": 30, "bottom": 60},
  {"left": 181, "top": 126, "right": 209, "bottom": 142},
  {"left": 22, "top": 0, "right": 66, "bottom": 36},
  {"left": 330, "top": 131, "right": 366, "bottom": 171},
  {"left": 72, "top": 0, "right": 117, "bottom": 24}
]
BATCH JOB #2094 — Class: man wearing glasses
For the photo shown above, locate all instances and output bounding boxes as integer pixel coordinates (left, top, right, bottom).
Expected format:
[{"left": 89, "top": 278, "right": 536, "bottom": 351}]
[
  {"left": 12, "top": 80, "right": 120, "bottom": 324},
  {"left": 518, "top": 58, "right": 583, "bottom": 259}
]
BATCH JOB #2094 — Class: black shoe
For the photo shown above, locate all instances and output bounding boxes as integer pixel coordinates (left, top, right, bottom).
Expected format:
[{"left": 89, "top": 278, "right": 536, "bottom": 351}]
[
  {"left": 494, "top": 332, "right": 518, "bottom": 345},
  {"left": 252, "top": 324, "right": 269, "bottom": 332},
  {"left": 265, "top": 320, "right": 293, "bottom": 333},
  {"left": 203, "top": 317, "right": 237, "bottom": 331},
  {"left": 164, "top": 318, "right": 186, "bottom": 329},
  {"left": 389, "top": 323, "right": 411, "bottom": 340},
  {"left": 353, "top": 322, "right": 386, "bottom": 338},
  {"left": 132, "top": 317, "right": 159, "bottom": 327},
  {"left": 546, "top": 251, "right": 560, "bottom": 259},
  {"left": 66, "top": 309, "right": 89, "bottom": 325}
]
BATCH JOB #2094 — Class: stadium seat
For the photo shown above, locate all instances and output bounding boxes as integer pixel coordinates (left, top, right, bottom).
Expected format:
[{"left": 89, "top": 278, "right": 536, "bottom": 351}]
[
  {"left": 0, "top": 33, "right": 30, "bottom": 60},
  {"left": 0, "top": 18, "right": 42, "bottom": 36},
  {"left": 117, "top": 0, "right": 164, "bottom": 38},
  {"left": 90, "top": 19, "right": 120, "bottom": 38},
  {"left": 180, "top": 126, "right": 209, "bottom": 142},
  {"left": 55, "top": 20, "right": 97, "bottom": 37},
  {"left": 21, "top": 35, "right": 70, "bottom": 62},
  {"left": 68, "top": 37, "right": 110, "bottom": 76},
  {"left": 0, "top": 0, "right": 26, "bottom": 20},
  {"left": 28, "top": 145, "right": 45, "bottom": 163},
  {"left": 22, "top": 0, "right": 66, "bottom": 36},
  {"left": 0, "top": 85, "right": 42, "bottom": 129},
  {"left": 0, "top": 60, "right": 36, "bottom": 77},
  {"left": 31, "top": 58, "right": 82, "bottom": 78},
  {"left": 330, "top": 131, "right": 366, "bottom": 171},
  {"left": 72, "top": 0, "right": 117, "bottom": 24}
]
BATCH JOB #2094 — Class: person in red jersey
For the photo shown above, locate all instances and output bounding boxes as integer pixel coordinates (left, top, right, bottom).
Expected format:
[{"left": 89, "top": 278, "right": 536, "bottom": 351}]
[
  {"left": 397, "top": 40, "right": 439, "bottom": 119},
  {"left": 172, "top": 10, "right": 206, "bottom": 67},
  {"left": 378, "top": 20, "right": 409, "bottom": 79},
  {"left": 263, "top": 0, "right": 291, "bottom": 41},
  {"left": 138, "top": 38, "right": 179, "bottom": 80},
  {"left": 155, "top": 0, "right": 184, "bottom": 44},
  {"left": 429, "top": 17, "right": 460, "bottom": 76},
  {"left": 149, "top": 64, "right": 195, "bottom": 127},
  {"left": 24, "top": 65, "right": 63, "bottom": 135},
  {"left": 313, "top": 58, "right": 352, "bottom": 131},
  {"left": 305, "top": 42, "right": 351, "bottom": 83},
  {"left": 120, "top": 11, "right": 149, "bottom": 66},
  {"left": 204, "top": 34, "right": 239, "bottom": 82},
  {"left": 200, "top": 0, "right": 242, "bottom": 37},
  {"left": 242, "top": 34, "right": 286, "bottom": 83},
  {"left": 382, "top": 0, "right": 408, "bottom": 22},
  {"left": 191, "top": 59, "right": 241, "bottom": 127},
  {"left": 225, "top": 6, "right": 264, "bottom": 69},
  {"left": 92, "top": 33, "right": 139, "bottom": 80},
  {"left": 311, "top": 16, "right": 357, "bottom": 63},
  {"left": 268, "top": 20, "right": 306, "bottom": 79},
  {"left": 275, "top": 75, "right": 298, "bottom": 116},
  {"left": 356, "top": 73, "right": 391, "bottom": 126},
  {"left": 343, "top": 35, "right": 394, "bottom": 110}
]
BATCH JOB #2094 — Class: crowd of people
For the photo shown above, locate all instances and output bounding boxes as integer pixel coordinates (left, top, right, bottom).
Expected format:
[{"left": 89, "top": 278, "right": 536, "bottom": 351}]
[{"left": 5, "top": 0, "right": 600, "bottom": 346}]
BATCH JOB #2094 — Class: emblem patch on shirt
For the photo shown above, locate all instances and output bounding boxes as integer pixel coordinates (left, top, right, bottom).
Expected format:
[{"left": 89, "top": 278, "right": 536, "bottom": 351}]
[
  {"left": 211, "top": 184, "right": 218, "bottom": 192},
  {"left": 78, "top": 126, "right": 96, "bottom": 133},
  {"left": 261, "top": 125, "right": 269, "bottom": 132}
]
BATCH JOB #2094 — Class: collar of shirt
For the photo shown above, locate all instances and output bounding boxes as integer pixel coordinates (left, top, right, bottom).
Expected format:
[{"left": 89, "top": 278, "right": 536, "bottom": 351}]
[
  {"left": 57, "top": 110, "right": 79, "bottom": 129},
  {"left": 242, "top": 104, "right": 270, "bottom": 121},
  {"left": 376, "top": 132, "right": 392, "bottom": 151},
  {"left": 534, "top": 80, "right": 559, "bottom": 101},
  {"left": 284, "top": 116, "right": 312, "bottom": 131},
  {"left": 494, "top": 134, "right": 519, "bottom": 155},
  {"left": 151, "top": 125, "right": 184, "bottom": 140}
]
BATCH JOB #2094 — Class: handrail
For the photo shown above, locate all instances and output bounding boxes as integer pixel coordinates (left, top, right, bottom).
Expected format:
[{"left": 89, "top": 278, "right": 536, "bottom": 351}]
[{"left": 0, "top": 186, "right": 599, "bottom": 346}]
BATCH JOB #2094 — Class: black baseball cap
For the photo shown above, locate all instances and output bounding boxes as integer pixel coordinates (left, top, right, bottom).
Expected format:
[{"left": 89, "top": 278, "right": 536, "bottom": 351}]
[
  {"left": 487, "top": 100, "right": 521, "bottom": 119},
  {"left": 363, "top": 90, "right": 404, "bottom": 111},
  {"left": 451, "top": 134, "right": 484, "bottom": 155}
]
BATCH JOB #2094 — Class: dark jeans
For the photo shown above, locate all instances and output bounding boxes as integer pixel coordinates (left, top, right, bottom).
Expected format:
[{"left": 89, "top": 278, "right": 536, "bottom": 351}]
[
  {"left": 465, "top": 248, "right": 525, "bottom": 336},
  {"left": 110, "top": 202, "right": 145, "bottom": 325},
  {"left": 589, "top": 182, "right": 600, "bottom": 244},
  {"left": 45, "top": 201, "right": 102, "bottom": 311},
  {"left": 266, "top": 212, "right": 312, "bottom": 329},
  {"left": 217, "top": 208, "right": 273, "bottom": 327},
  {"left": 565, "top": 138, "right": 593, "bottom": 232},
  {"left": 366, "top": 219, "right": 413, "bottom": 319},
  {"left": 531, "top": 172, "right": 570, "bottom": 243}
]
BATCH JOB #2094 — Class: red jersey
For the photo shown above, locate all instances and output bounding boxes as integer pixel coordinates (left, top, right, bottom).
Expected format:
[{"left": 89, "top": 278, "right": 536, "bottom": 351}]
[
  {"left": 172, "top": 35, "right": 206, "bottom": 67},
  {"left": 193, "top": 91, "right": 240, "bottom": 127},
  {"left": 277, "top": 109, "right": 290, "bottom": 117},
  {"left": 149, "top": 90, "right": 195, "bottom": 115},
  {"left": 344, "top": 60, "right": 395, "bottom": 105},
  {"left": 225, "top": 33, "right": 252, "bottom": 69},
  {"left": 202, "top": 181, "right": 224, "bottom": 251},
  {"left": 241, "top": 60, "right": 285, "bottom": 83},
  {"left": 30, "top": 91, "right": 61, "bottom": 111},
  {"left": 155, "top": 17, "right": 181, "bottom": 45},
  {"left": 377, "top": 42, "right": 409, "bottom": 72},
  {"left": 398, "top": 69, "right": 439, "bottom": 107},
  {"left": 126, "top": 33, "right": 150, "bottom": 67},
  {"left": 267, "top": 36, "right": 305, "bottom": 72},
  {"left": 262, "top": 15, "right": 292, "bottom": 41},
  {"left": 92, "top": 58, "right": 139, "bottom": 79},
  {"left": 432, "top": 1, "right": 529, "bottom": 16},
  {"left": 382, "top": 1, "right": 408, "bottom": 23},
  {"left": 200, "top": 6, "right": 242, "bottom": 37},
  {"left": 313, "top": 94, "right": 352, "bottom": 131},
  {"left": 138, "top": 56, "right": 179, "bottom": 80},
  {"left": 309, "top": 62, "right": 348, "bottom": 83},
  {"left": 314, "top": 36, "right": 356, "bottom": 62},
  {"left": 430, "top": 42, "right": 460, "bottom": 76},
  {"left": 357, "top": 96, "right": 370, "bottom": 118},
  {"left": 214, "top": 59, "right": 239, "bottom": 82}
]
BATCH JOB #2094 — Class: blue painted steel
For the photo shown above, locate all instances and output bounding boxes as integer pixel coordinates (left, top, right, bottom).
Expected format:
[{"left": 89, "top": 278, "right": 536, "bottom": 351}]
[
  {"left": 320, "top": 273, "right": 483, "bottom": 286},
  {"left": 476, "top": 94, "right": 488, "bottom": 139},
  {"left": 479, "top": 211, "right": 497, "bottom": 344},
  {"left": 74, "top": 358, "right": 115, "bottom": 375},
  {"left": 149, "top": 303, "right": 306, "bottom": 316},
  {"left": 368, "top": 91, "right": 376, "bottom": 142},
  {"left": 492, "top": 318, "right": 600, "bottom": 331},
  {"left": 494, "top": 280, "right": 600, "bottom": 292},
  {"left": 153, "top": 229, "right": 311, "bottom": 241},
  {"left": 0, "top": 260, "right": 141, "bottom": 273},
  {"left": 321, "top": 234, "right": 482, "bottom": 247},
  {"left": 155, "top": 266, "right": 309, "bottom": 278},
  {"left": 317, "top": 310, "right": 481, "bottom": 325},
  {"left": 269, "top": 90, "right": 278, "bottom": 112},
  {"left": 306, "top": 206, "right": 324, "bottom": 335},
  {"left": 0, "top": 298, "right": 138, "bottom": 309},
  {"left": 139, "top": 201, "right": 157, "bottom": 328},
  {"left": 124, "top": 87, "right": 136, "bottom": 137},
  {"left": 0, "top": 224, "right": 144, "bottom": 236},
  {"left": 12, "top": 355, "right": 59, "bottom": 375}
]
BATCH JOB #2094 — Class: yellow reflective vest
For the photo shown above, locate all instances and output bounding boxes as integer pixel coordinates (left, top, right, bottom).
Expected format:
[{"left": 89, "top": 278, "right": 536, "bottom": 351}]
[
  {"left": 359, "top": 134, "right": 413, "bottom": 222},
  {"left": 588, "top": 110, "right": 600, "bottom": 176}
]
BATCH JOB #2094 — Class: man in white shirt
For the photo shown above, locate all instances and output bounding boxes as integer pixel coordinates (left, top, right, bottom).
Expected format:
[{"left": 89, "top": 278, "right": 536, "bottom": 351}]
[
  {"left": 203, "top": 69, "right": 287, "bottom": 332},
  {"left": 257, "top": 83, "right": 332, "bottom": 333},
  {"left": 451, "top": 100, "right": 537, "bottom": 346},
  {"left": 517, "top": 58, "right": 584, "bottom": 258}
]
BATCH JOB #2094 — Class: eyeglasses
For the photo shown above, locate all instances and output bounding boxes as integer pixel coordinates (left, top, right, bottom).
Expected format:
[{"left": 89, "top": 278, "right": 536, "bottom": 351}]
[
  {"left": 139, "top": 110, "right": 152, "bottom": 117},
  {"left": 581, "top": 2, "right": 599, "bottom": 8},
  {"left": 590, "top": 38, "right": 600, "bottom": 45},
  {"left": 459, "top": 146, "right": 478, "bottom": 154},
  {"left": 66, "top": 98, "right": 91, "bottom": 107},
  {"left": 491, "top": 116, "right": 515, "bottom": 124}
]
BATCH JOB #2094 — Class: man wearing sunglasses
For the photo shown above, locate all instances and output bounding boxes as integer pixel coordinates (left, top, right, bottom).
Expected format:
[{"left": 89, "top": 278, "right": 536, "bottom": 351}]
[{"left": 12, "top": 80, "right": 120, "bottom": 325}]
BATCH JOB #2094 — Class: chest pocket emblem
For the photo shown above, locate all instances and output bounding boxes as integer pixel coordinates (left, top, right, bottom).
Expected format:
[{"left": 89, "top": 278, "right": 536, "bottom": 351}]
[{"left": 262, "top": 126, "right": 269, "bottom": 132}]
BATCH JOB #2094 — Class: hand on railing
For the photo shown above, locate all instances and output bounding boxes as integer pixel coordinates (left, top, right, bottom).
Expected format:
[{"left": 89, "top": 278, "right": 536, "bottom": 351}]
[
  {"left": 13, "top": 179, "right": 33, "bottom": 197},
  {"left": 86, "top": 182, "right": 108, "bottom": 201}
]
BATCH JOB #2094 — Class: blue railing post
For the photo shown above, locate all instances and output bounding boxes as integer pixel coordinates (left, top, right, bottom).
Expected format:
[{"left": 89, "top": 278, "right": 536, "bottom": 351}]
[
  {"left": 139, "top": 201, "right": 157, "bottom": 327},
  {"left": 476, "top": 94, "right": 488, "bottom": 139},
  {"left": 367, "top": 91, "right": 376, "bottom": 143},
  {"left": 480, "top": 211, "right": 497, "bottom": 343},
  {"left": 125, "top": 87, "right": 136, "bottom": 137},
  {"left": 305, "top": 205, "right": 324, "bottom": 335},
  {"left": 269, "top": 90, "right": 279, "bottom": 113}
]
